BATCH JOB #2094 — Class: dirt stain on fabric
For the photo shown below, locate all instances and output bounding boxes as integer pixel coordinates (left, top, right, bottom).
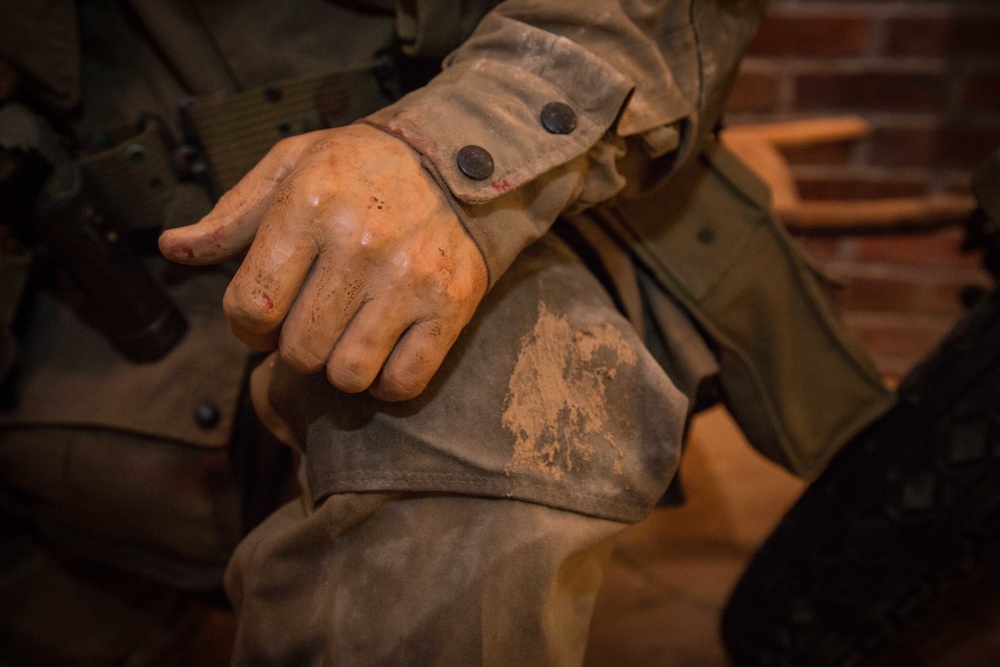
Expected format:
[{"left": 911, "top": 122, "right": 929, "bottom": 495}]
[{"left": 502, "top": 303, "right": 636, "bottom": 480}]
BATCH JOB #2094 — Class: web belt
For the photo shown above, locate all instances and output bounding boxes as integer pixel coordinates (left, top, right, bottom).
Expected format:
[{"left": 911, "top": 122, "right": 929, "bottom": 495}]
[{"left": 78, "top": 58, "right": 395, "bottom": 233}]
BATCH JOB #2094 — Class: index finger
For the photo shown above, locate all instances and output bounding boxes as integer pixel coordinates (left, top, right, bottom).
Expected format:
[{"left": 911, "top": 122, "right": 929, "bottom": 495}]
[
  {"left": 159, "top": 134, "right": 312, "bottom": 265},
  {"left": 221, "top": 177, "right": 322, "bottom": 350}
]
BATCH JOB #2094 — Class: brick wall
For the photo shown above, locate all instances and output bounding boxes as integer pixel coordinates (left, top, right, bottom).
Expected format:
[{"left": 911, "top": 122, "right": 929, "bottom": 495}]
[{"left": 725, "top": 0, "right": 1000, "bottom": 378}]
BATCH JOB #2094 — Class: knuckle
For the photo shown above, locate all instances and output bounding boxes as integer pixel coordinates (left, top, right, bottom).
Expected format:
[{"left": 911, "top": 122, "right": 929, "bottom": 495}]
[
  {"left": 270, "top": 175, "right": 300, "bottom": 207},
  {"left": 425, "top": 269, "right": 452, "bottom": 296},
  {"left": 298, "top": 160, "right": 342, "bottom": 194},
  {"left": 272, "top": 134, "right": 304, "bottom": 156},
  {"left": 223, "top": 285, "right": 282, "bottom": 333},
  {"left": 326, "top": 354, "right": 377, "bottom": 394},
  {"left": 410, "top": 258, "right": 481, "bottom": 305},
  {"left": 376, "top": 365, "right": 428, "bottom": 402},
  {"left": 272, "top": 164, "right": 329, "bottom": 210},
  {"left": 278, "top": 339, "right": 325, "bottom": 374},
  {"left": 294, "top": 161, "right": 325, "bottom": 188},
  {"left": 214, "top": 186, "right": 241, "bottom": 210},
  {"left": 403, "top": 257, "right": 448, "bottom": 294}
]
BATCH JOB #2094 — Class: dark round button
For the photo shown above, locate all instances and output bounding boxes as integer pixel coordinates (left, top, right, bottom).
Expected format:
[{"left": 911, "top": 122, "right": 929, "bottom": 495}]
[
  {"left": 697, "top": 227, "right": 716, "bottom": 244},
  {"left": 195, "top": 403, "right": 221, "bottom": 430},
  {"left": 540, "top": 102, "right": 577, "bottom": 135},
  {"left": 126, "top": 144, "right": 146, "bottom": 164},
  {"left": 456, "top": 145, "right": 494, "bottom": 180}
]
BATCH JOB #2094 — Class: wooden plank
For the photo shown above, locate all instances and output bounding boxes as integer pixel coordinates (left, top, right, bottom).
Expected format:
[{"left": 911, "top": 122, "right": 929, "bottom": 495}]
[{"left": 722, "top": 116, "right": 871, "bottom": 148}]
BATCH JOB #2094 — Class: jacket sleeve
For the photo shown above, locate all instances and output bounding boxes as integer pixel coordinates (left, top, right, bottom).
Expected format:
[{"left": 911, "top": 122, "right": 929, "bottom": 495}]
[{"left": 361, "top": 0, "right": 766, "bottom": 286}]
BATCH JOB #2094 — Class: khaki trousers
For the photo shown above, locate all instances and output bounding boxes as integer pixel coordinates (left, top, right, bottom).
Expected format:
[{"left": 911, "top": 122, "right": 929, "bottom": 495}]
[{"left": 227, "top": 230, "right": 704, "bottom": 665}]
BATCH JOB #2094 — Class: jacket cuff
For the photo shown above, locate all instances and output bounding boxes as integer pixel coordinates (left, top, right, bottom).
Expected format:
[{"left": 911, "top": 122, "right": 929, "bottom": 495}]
[
  {"left": 362, "top": 43, "right": 630, "bottom": 204},
  {"left": 360, "top": 19, "right": 632, "bottom": 285}
]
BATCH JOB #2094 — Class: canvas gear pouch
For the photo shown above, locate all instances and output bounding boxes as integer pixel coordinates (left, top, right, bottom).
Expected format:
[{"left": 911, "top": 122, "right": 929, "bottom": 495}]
[
  {"left": 599, "top": 140, "right": 894, "bottom": 475},
  {"left": 0, "top": 265, "right": 249, "bottom": 588}
]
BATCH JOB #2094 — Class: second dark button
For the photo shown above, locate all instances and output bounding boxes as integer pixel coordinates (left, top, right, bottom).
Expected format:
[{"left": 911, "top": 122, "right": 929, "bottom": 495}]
[
  {"left": 541, "top": 102, "right": 577, "bottom": 135},
  {"left": 456, "top": 145, "right": 494, "bottom": 180},
  {"left": 195, "top": 403, "right": 221, "bottom": 430}
]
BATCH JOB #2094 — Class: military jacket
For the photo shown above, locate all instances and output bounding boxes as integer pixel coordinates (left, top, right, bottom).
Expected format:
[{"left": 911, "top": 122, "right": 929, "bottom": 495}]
[{"left": 1, "top": 0, "right": 891, "bottom": 527}]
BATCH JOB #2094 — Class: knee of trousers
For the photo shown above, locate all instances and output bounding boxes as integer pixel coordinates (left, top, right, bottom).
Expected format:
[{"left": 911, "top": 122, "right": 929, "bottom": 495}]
[
  {"left": 257, "top": 233, "right": 688, "bottom": 524},
  {"left": 226, "top": 493, "right": 627, "bottom": 667}
]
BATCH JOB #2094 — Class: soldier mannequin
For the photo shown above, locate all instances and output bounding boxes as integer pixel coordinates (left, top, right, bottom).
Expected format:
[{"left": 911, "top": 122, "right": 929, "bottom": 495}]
[{"left": 1, "top": 0, "right": 890, "bottom": 664}]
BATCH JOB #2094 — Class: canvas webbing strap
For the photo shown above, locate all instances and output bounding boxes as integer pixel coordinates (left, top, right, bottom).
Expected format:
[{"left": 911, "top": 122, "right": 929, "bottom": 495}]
[
  {"left": 77, "top": 59, "right": 395, "bottom": 232},
  {"left": 79, "top": 121, "right": 178, "bottom": 233},
  {"left": 182, "top": 59, "right": 395, "bottom": 193}
]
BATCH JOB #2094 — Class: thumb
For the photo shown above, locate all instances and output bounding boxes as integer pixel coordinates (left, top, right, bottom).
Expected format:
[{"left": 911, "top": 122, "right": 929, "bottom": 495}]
[{"left": 159, "top": 135, "right": 310, "bottom": 265}]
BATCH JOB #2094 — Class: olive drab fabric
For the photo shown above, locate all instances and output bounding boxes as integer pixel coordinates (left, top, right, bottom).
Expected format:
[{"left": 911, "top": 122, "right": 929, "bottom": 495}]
[
  {"left": 603, "top": 143, "right": 893, "bottom": 474},
  {"left": 0, "top": 0, "right": 891, "bottom": 499},
  {"left": 258, "top": 233, "right": 689, "bottom": 524},
  {"left": 0, "top": 265, "right": 249, "bottom": 588},
  {"left": 0, "top": 0, "right": 899, "bottom": 662},
  {"left": 396, "top": 0, "right": 464, "bottom": 59},
  {"left": 0, "top": 0, "right": 82, "bottom": 112},
  {"left": 371, "top": 0, "right": 893, "bottom": 474}
]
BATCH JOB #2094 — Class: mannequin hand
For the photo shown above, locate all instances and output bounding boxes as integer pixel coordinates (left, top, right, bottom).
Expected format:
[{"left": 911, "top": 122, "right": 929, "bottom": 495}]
[{"left": 160, "top": 124, "right": 488, "bottom": 401}]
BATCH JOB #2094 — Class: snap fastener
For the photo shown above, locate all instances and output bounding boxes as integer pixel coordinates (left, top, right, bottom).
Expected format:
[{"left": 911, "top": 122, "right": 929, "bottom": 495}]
[
  {"left": 697, "top": 227, "right": 716, "bottom": 244},
  {"left": 456, "top": 145, "right": 494, "bottom": 180},
  {"left": 126, "top": 144, "right": 146, "bottom": 164},
  {"left": 540, "top": 102, "right": 577, "bottom": 135},
  {"left": 195, "top": 403, "right": 221, "bottom": 430}
]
